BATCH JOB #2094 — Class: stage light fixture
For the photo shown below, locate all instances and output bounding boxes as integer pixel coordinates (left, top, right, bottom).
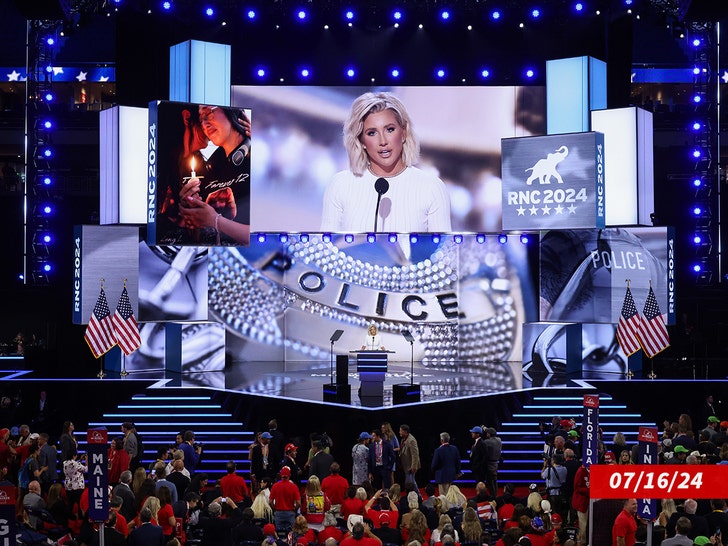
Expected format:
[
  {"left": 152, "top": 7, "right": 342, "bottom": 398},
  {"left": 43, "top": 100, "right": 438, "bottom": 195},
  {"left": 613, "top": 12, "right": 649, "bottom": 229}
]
[
  {"left": 43, "top": 205, "right": 52, "bottom": 215},
  {"left": 256, "top": 68, "right": 266, "bottom": 78},
  {"left": 257, "top": 233, "right": 266, "bottom": 243},
  {"left": 43, "top": 120, "right": 53, "bottom": 129},
  {"left": 531, "top": 8, "right": 540, "bottom": 18},
  {"left": 436, "top": 68, "right": 446, "bottom": 79},
  {"left": 453, "top": 234, "right": 463, "bottom": 244},
  {"left": 297, "top": 9, "right": 307, "bottom": 20},
  {"left": 410, "top": 234, "right": 418, "bottom": 244},
  {"left": 692, "top": 121, "right": 701, "bottom": 131},
  {"left": 43, "top": 149, "right": 52, "bottom": 158},
  {"left": 393, "top": 9, "right": 402, "bottom": 21},
  {"left": 205, "top": 7, "right": 214, "bottom": 16},
  {"left": 574, "top": 2, "right": 584, "bottom": 11},
  {"left": 367, "top": 233, "right": 376, "bottom": 243},
  {"left": 693, "top": 178, "right": 702, "bottom": 187},
  {"left": 344, "top": 234, "right": 354, "bottom": 243},
  {"left": 278, "top": 233, "right": 288, "bottom": 243},
  {"left": 388, "top": 233, "right": 398, "bottom": 243},
  {"left": 322, "top": 233, "right": 331, "bottom": 243},
  {"left": 246, "top": 9, "right": 256, "bottom": 19},
  {"left": 693, "top": 94, "right": 702, "bottom": 103},
  {"left": 498, "top": 234, "right": 508, "bottom": 244},
  {"left": 476, "top": 233, "right": 486, "bottom": 244},
  {"left": 45, "top": 65, "right": 53, "bottom": 74},
  {"left": 525, "top": 69, "right": 535, "bottom": 79},
  {"left": 432, "top": 234, "right": 441, "bottom": 244},
  {"left": 345, "top": 9, "right": 354, "bottom": 20},
  {"left": 693, "top": 67, "right": 700, "bottom": 75},
  {"left": 693, "top": 149, "right": 702, "bottom": 158},
  {"left": 43, "top": 177, "right": 52, "bottom": 186},
  {"left": 46, "top": 37, "right": 55, "bottom": 46},
  {"left": 480, "top": 69, "right": 490, "bottom": 79},
  {"left": 45, "top": 93, "right": 54, "bottom": 102},
  {"left": 440, "top": 9, "right": 451, "bottom": 20},
  {"left": 491, "top": 10, "right": 501, "bottom": 20},
  {"left": 692, "top": 38, "right": 701, "bottom": 47},
  {"left": 300, "top": 233, "right": 309, "bottom": 243},
  {"left": 693, "top": 206, "right": 703, "bottom": 216},
  {"left": 300, "top": 68, "right": 310, "bottom": 78},
  {"left": 346, "top": 68, "right": 355, "bottom": 78},
  {"left": 391, "top": 68, "right": 400, "bottom": 78},
  {"left": 693, "top": 263, "right": 701, "bottom": 272},
  {"left": 162, "top": 1, "right": 171, "bottom": 10},
  {"left": 520, "top": 234, "right": 529, "bottom": 244}
]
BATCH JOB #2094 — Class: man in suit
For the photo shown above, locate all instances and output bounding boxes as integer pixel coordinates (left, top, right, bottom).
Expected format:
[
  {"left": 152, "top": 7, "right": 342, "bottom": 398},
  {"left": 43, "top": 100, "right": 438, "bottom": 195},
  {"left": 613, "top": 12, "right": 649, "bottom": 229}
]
[
  {"left": 431, "top": 431, "right": 460, "bottom": 495},
  {"left": 127, "top": 507, "right": 164, "bottom": 546},
  {"left": 112, "top": 470, "right": 135, "bottom": 522},
  {"left": 368, "top": 430, "right": 395, "bottom": 490},
  {"left": 661, "top": 517, "right": 694, "bottom": 546},
  {"left": 309, "top": 440, "right": 335, "bottom": 480}
]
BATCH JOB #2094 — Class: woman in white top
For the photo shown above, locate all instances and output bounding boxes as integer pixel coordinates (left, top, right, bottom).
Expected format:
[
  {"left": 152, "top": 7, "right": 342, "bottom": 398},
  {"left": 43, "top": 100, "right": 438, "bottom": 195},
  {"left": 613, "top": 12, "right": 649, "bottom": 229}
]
[
  {"left": 362, "top": 324, "right": 384, "bottom": 350},
  {"left": 321, "top": 92, "right": 451, "bottom": 233}
]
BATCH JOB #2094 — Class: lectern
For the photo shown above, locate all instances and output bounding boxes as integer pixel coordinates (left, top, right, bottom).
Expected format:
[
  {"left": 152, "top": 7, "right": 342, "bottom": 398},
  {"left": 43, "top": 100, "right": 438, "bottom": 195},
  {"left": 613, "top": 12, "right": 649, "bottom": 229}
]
[{"left": 351, "top": 350, "right": 393, "bottom": 407}]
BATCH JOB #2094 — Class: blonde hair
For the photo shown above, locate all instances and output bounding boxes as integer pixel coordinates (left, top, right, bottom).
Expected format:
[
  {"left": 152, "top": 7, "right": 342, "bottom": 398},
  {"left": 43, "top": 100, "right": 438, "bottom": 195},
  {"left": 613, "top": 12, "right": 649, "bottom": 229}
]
[
  {"left": 252, "top": 491, "right": 273, "bottom": 521},
  {"left": 306, "top": 475, "right": 322, "bottom": 495},
  {"left": 444, "top": 484, "right": 466, "bottom": 509},
  {"left": 143, "top": 496, "right": 161, "bottom": 520},
  {"left": 343, "top": 92, "right": 419, "bottom": 176}
]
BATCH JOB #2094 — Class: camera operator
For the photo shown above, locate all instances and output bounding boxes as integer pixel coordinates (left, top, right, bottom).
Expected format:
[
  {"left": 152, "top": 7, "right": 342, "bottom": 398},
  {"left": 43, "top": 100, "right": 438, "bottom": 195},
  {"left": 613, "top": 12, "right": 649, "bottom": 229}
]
[
  {"left": 180, "top": 430, "right": 203, "bottom": 474},
  {"left": 540, "top": 452, "right": 567, "bottom": 521}
]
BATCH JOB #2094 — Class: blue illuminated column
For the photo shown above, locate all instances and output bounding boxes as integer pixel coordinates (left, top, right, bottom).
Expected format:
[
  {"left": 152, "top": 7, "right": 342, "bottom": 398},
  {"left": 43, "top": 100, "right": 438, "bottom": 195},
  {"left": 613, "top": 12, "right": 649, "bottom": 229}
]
[
  {"left": 169, "top": 40, "right": 231, "bottom": 106},
  {"left": 546, "top": 56, "right": 606, "bottom": 135}
]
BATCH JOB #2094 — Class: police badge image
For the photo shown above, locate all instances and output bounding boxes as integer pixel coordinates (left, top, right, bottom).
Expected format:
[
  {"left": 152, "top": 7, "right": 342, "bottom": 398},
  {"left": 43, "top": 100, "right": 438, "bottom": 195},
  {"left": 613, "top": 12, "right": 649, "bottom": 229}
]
[
  {"left": 539, "top": 228, "right": 672, "bottom": 325},
  {"left": 208, "top": 234, "right": 535, "bottom": 401},
  {"left": 146, "top": 100, "right": 251, "bottom": 246}
]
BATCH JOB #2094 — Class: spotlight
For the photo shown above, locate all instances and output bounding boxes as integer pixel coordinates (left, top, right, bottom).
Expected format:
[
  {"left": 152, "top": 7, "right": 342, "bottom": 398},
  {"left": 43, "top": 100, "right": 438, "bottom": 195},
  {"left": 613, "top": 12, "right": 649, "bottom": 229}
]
[
  {"left": 491, "top": 10, "right": 501, "bottom": 19},
  {"left": 693, "top": 94, "right": 701, "bottom": 103},
  {"left": 525, "top": 69, "right": 535, "bottom": 79},
  {"left": 436, "top": 68, "right": 446, "bottom": 79},
  {"left": 693, "top": 264, "right": 702, "bottom": 272},
  {"left": 246, "top": 9, "right": 256, "bottom": 19},
  {"left": 257, "top": 233, "right": 266, "bottom": 243},
  {"left": 322, "top": 233, "right": 332, "bottom": 243},
  {"left": 531, "top": 8, "right": 540, "bottom": 18},
  {"left": 43, "top": 234, "right": 52, "bottom": 244},
  {"left": 410, "top": 234, "right": 418, "bottom": 244},
  {"left": 297, "top": 9, "right": 307, "bottom": 20},
  {"left": 43, "top": 120, "right": 53, "bottom": 129},
  {"left": 205, "top": 7, "right": 214, "bottom": 16},
  {"left": 344, "top": 234, "right": 354, "bottom": 243},
  {"left": 45, "top": 65, "right": 53, "bottom": 73},
  {"left": 46, "top": 37, "right": 55, "bottom": 46},
  {"left": 299, "top": 233, "right": 309, "bottom": 243},
  {"left": 453, "top": 234, "right": 463, "bottom": 244},
  {"left": 346, "top": 68, "right": 355, "bottom": 78},
  {"left": 475, "top": 233, "right": 486, "bottom": 244},
  {"left": 574, "top": 2, "right": 584, "bottom": 11},
  {"left": 693, "top": 150, "right": 702, "bottom": 158},
  {"left": 692, "top": 121, "right": 701, "bottom": 131},
  {"left": 692, "top": 38, "right": 701, "bottom": 47},
  {"left": 256, "top": 68, "right": 266, "bottom": 78},
  {"left": 345, "top": 9, "right": 354, "bottom": 20},
  {"left": 693, "top": 67, "right": 700, "bottom": 75},
  {"left": 440, "top": 9, "right": 451, "bottom": 20},
  {"left": 162, "top": 1, "right": 172, "bottom": 10},
  {"left": 43, "top": 205, "right": 52, "bottom": 215},
  {"left": 42, "top": 177, "right": 51, "bottom": 186},
  {"left": 43, "top": 264, "right": 52, "bottom": 273},
  {"left": 367, "top": 233, "right": 376, "bottom": 243},
  {"left": 300, "top": 68, "right": 310, "bottom": 78},
  {"left": 393, "top": 9, "right": 402, "bottom": 21},
  {"left": 45, "top": 93, "right": 54, "bottom": 102},
  {"left": 498, "top": 234, "right": 508, "bottom": 244},
  {"left": 520, "top": 234, "right": 529, "bottom": 244},
  {"left": 278, "top": 233, "right": 289, "bottom": 243},
  {"left": 693, "top": 178, "right": 702, "bottom": 187},
  {"left": 480, "top": 69, "right": 490, "bottom": 79},
  {"left": 693, "top": 206, "right": 702, "bottom": 215},
  {"left": 43, "top": 149, "right": 52, "bottom": 158},
  {"left": 388, "top": 233, "right": 398, "bottom": 243},
  {"left": 432, "top": 234, "right": 441, "bottom": 244},
  {"left": 391, "top": 68, "right": 400, "bottom": 78},
  {"left": 693, "top": 234, "right": 702, "bottom": 244}
]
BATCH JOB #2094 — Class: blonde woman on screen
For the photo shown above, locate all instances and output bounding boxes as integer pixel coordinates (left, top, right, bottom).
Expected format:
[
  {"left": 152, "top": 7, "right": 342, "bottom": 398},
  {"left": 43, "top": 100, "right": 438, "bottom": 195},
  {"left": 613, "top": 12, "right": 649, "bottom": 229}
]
[{"left": 321, "top": 92, "right": 451, "bottom": 233}]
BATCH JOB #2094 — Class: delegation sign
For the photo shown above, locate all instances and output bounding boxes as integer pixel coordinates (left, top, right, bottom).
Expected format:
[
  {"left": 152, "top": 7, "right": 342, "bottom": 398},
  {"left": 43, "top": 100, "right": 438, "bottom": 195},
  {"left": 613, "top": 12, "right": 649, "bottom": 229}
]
[{"left": 590, "top": 465, "right": 728, "bottom": 499}]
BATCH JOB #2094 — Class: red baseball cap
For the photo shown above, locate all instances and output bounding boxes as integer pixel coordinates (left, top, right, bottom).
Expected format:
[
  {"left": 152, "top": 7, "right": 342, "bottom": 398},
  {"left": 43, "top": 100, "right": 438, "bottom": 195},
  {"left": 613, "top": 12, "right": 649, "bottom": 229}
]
[
  {"left": 285, "top": 443, "right": 297, "bottom": 453},
  {"left": 280, "top": 466, "right": 291, "bottom": 477}
]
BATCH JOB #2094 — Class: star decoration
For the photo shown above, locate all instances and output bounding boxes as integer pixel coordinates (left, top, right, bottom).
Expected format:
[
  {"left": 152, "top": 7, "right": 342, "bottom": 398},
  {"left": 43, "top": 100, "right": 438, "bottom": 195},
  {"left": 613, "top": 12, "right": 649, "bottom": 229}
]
[
  {"left": 722, "top": 71, "right": 728, "bottom": 84},
  {"left": 52, "top": 67, "right": 64, "bottom": 76},
  {"left": 568, "top": 204, "right": 577, "bottom": 214},
  {"left": 76, "top": 71, "right": 87, "bottom": 82},
  {"left": 7, "top": 70, "right": 20, "bottom": 81},
  {"left": 529, "top": 205, "right": 539, "bottom": 216},
  {"left": 554, "top": 204, "right": 564, "bottom": 215},
  {"left": 99, "top": 76, "right": 109, "bottom": 82},
  {"left": 516, "top": 206, "right": 525, "bottom": 216}
]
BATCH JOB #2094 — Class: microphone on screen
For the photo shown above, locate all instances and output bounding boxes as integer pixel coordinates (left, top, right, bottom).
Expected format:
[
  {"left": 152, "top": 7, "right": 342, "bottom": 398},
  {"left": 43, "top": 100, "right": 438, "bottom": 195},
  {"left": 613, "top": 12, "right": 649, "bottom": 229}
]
[{"left": 373, "top": 177, "right": 389, "bottom": 232}]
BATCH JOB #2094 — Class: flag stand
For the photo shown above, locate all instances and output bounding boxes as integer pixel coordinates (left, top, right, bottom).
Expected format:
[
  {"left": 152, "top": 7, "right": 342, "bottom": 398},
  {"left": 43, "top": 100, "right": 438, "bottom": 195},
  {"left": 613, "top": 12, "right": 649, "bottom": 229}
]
[
  {"left": 97, "top": 358, "right": 106, "bottom": 379},
  {"left": 120, "top": 353, "right": 129, "bottom": 377},
  {"left": 648, "top": 357, "right": 657, "bottom": 379}
]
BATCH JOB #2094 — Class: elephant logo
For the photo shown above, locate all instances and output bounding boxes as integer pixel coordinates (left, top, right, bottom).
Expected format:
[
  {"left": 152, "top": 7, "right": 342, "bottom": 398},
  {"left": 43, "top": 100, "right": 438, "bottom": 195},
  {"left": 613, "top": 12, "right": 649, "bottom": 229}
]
[{"left": 525, "top": 145, "right": 569, "bottom": 185}]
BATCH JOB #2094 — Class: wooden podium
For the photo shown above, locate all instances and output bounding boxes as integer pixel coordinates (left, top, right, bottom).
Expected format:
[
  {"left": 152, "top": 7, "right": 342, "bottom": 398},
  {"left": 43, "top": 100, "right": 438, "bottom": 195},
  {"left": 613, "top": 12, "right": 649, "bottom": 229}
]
[{"left": 351, "top": 350, "right": 393, "bottom": 407}]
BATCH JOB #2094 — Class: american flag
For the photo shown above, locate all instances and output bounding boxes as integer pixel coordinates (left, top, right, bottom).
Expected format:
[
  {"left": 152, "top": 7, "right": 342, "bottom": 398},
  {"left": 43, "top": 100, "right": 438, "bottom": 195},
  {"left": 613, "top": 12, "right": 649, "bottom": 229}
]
[
  {"left": 113, "top": 286, "right": 141, "bottom": 355},
  {"left": 616, "top": 286, "right": 641, "bottom": 356},
  {"left": 638, "top": 285, "right": 670, "bottom": 358},
  {"left": 84, "top": 287, "right": 116, "bottom": 358}
]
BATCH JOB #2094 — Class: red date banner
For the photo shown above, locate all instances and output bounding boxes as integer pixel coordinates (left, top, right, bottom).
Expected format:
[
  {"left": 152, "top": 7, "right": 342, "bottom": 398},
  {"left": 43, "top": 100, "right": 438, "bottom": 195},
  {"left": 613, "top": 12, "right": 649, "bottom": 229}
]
[{"left": 591, "top": 465, "right": 728, "bottom": 499}]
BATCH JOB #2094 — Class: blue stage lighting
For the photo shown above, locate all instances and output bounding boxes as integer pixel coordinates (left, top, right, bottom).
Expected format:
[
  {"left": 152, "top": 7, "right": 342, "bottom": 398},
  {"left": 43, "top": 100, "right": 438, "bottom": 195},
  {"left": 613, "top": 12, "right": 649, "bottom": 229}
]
[
  {"left": 300, "top": 233, "right": 309, "bottom": 243},
  {"left": 43, "top": 120, "right": 52, "bottom": 129},
  {"left": 257, "top": 233, "right": 266, "bottom": 243},
  {"left": 43, "top": 205, "right": 52, "bottom": 215},
  {"left": 693, "top": 235, "right": 702, "bottom": 244},
  {"left": 624, "top": 0, "right": 633, "bottom": 4},
  {"left": 480, "top": 69, "right": 490, "bottom": 79},
  {"left": 498, "top": 234, "right": 508, "bottom": 244},
  {"left": 43, "top": 234, "right": 52, "bottom": 244},
  {"left": 525, "top": 69, "right": 535, "bottom": 79},
  {"left": 693, "top": 67, "right": 700, "bottom": 75},
  {"left": 692, "top": 121, "right": 701, "bottom": 131},
  {"left": 391, "top": 68, "right": 400, "bottom": 78},
  {"left": 693, "top": 150, "right": 701, "bottom": 158},
  {"left": 43, "top": 177, "right": 51, "bottom": 186},
  {"left": 346, "top": 68, "right": 355, "bottom": 78},
  {"left": 43, "top": 264, "right": 52, "bottom": 273},
  {"left": 453, "top": 234, "right": 463, "bottom": 244},
  {"left": 367, "top": 233, "right": 376, "bottom": 243},
  {"left": 574, "top": 2, "right": 583, "bottom": 11},
  {"left": 162, "top": 1, "right": 171, "bottom": 10},
  {"left": 205, "top": 7, "right": 214, "bottom": 16},
  {"left": 300, "top": 68, "right": 310, "bottom": 78},
  {"left": 531, "top": 8, "right": 540, "bottom": 18},
  {"left": 410, "top": 234, "right": 418, "bottom": 244},
  {"left": 436, "top": 68, "right": 446, "bottom": 79},
  {"left": 693, "top": 94, "right": 701, "bottom": 103},
  {"left": 393, "top": 9, "right": 402, "bottom": 21},
  {"left": 520, "top": 234, "right": 529, "bottom": 244},
  {"left": 278, "top": 233, "right": 289, "bottom": 243},
  {"left": 388, "top": 233, "right": 398, "bottom": 243},
  {"left": 322, "top": 233, "right": 332, "bottom": 243},
  {"left": 491, "top": 10, "right": 501, "bottom": 20},
  {"left": 693, "top": 264, "right": 702, "bottom": 272},
  {"left": 693, "top": 206, "right": 702, "bottom": 215},
  {"left": 345, "top": 10, "right": 354, "bottom": 20},
  {"left": 344, "top": 234, "right": 355, "bottom": 243},
  {"left": 432, "top": 234, "right": 441, "bottom": 244},
  {"left": 45, "top": 92, "right": 54, "bottom": 101},
  {"left": 440, "top": 9, "right": 450, "bottom": 20},
  {"left": 297, "top": 9, "right": 307, "bottom": 20},
  {"left": 43, "top": 149, "right": 52, "bottom": 158},
  {"left": 256, "top": 68, "right": 266, "bottom": 78},
  {"left": 475, "top": 234, "right": 486, "bottom": 243},
  {"left": 246, "top": 9, "right": 256, "bottom": 19},
  {"left": 693, "top": 178, "right": 702, "bottom": 187},
  {"left": 46, "top": 65, "right": 53, "bottom": 73},
  {"left": 46, "top": 37, "right": 55, "bottom": 46},
  {"left": 692, "top": 38, "right": 701, "bottom": 47}
]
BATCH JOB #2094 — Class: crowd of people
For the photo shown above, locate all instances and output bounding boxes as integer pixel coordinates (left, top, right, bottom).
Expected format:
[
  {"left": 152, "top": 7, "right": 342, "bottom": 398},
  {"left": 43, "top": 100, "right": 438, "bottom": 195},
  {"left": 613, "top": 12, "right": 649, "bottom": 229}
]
[{"left": 1, "top": 397, "right": 728, "bottom": 546}]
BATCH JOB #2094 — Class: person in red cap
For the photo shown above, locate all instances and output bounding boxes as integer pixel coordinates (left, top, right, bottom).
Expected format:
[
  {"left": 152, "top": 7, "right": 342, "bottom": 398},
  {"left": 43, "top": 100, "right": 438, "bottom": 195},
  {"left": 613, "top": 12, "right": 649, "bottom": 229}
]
[
  {"left": 270, "top": 466, "right": 300, "bottom": 534},
  {"left": 282, "top": 443, "right": 303, "bottom": 489},
  {"left": 603, "top": 451, "right": 617, "bottom": 464}
]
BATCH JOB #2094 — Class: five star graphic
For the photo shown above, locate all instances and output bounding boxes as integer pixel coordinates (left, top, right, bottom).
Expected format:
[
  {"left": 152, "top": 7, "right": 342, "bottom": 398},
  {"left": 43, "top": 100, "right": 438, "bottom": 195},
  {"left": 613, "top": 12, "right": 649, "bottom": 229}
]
[
  {"left": 76, "top": 71, "right": 87, "bottom": 82},
  {"left": 516, "top": 206, "right": 525, "bottom": 216},
  {"left": 52, "top": 67, "right": 64, "bottom": 76},
  {"left": 554, "top": 204, "right": 564, "bottom": 215},
  {"left": 568, "top": 204, "right": 577, "bottom": 214},
  {"left": 541, "top": 204, "right": 551, "bottom": 215},
  {"left": 7, "top": 70, "right": 20, "bottom": 81},
  {"left": 723, "top": 71, "right": 728, "bottom": 84},
  {"left": 529, "top": 205, "right": 538, "bottom": 216}
]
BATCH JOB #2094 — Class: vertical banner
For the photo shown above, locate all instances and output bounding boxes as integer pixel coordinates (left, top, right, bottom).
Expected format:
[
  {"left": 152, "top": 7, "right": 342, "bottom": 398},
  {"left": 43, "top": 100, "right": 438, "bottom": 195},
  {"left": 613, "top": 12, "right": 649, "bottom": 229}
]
[
  {"left": 0, "top": 486, "right": 17, "bottom": 546},
  {"left": 86, "top": 428, "right": 109, "bottom": 522},
  {"left": 582, "top": 394, "right": 600, "bottom": 467},
  {"left": 638, "top": 427, "right": 659, "bottom": 520}
]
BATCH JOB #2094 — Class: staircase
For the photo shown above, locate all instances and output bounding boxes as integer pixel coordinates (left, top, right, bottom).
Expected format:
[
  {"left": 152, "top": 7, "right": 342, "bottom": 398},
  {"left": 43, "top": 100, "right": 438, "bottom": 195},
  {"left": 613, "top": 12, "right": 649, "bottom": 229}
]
[
  {"left": 495, "top": 388, "right": 656, "bottom": 487},
  {"left": 86, "top": 388, "right": 256, "bottom": 480}
]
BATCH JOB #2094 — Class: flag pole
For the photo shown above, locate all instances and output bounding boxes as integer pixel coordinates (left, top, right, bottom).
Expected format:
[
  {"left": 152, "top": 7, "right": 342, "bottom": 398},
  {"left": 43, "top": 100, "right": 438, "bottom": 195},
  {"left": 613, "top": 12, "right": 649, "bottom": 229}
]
[
  {"left": 624, "top": 279, "right": 634, "bottom": 380},
  {"left": 96, "top": 278, "right": 107, "bottom": 379},
  {"left": 120, "top": 278, "right": 129, "bottom": 377},
  {"left": 648, "top": 355, "right": 657, "bottom": 379}
]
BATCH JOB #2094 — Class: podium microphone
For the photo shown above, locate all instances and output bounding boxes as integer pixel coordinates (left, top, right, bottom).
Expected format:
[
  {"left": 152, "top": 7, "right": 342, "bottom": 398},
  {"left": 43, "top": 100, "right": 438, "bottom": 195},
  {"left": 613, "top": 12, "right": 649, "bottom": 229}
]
[{"left": 373, "top": 177, "right": 389, "bottom": 232}]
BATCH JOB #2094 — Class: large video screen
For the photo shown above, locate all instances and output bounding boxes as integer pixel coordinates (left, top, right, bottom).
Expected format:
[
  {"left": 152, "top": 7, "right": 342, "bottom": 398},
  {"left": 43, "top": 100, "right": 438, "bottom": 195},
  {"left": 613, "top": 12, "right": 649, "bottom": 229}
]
[{"left": 232, "top": 86, "right": 545, "bottom": 233}]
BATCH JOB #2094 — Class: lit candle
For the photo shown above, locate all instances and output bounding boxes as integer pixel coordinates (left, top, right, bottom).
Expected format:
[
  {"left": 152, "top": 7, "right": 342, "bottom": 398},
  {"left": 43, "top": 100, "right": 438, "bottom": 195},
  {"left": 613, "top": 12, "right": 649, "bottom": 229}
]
[{"left": 190, "top": 157, "right": 196, "bottom": 178}]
